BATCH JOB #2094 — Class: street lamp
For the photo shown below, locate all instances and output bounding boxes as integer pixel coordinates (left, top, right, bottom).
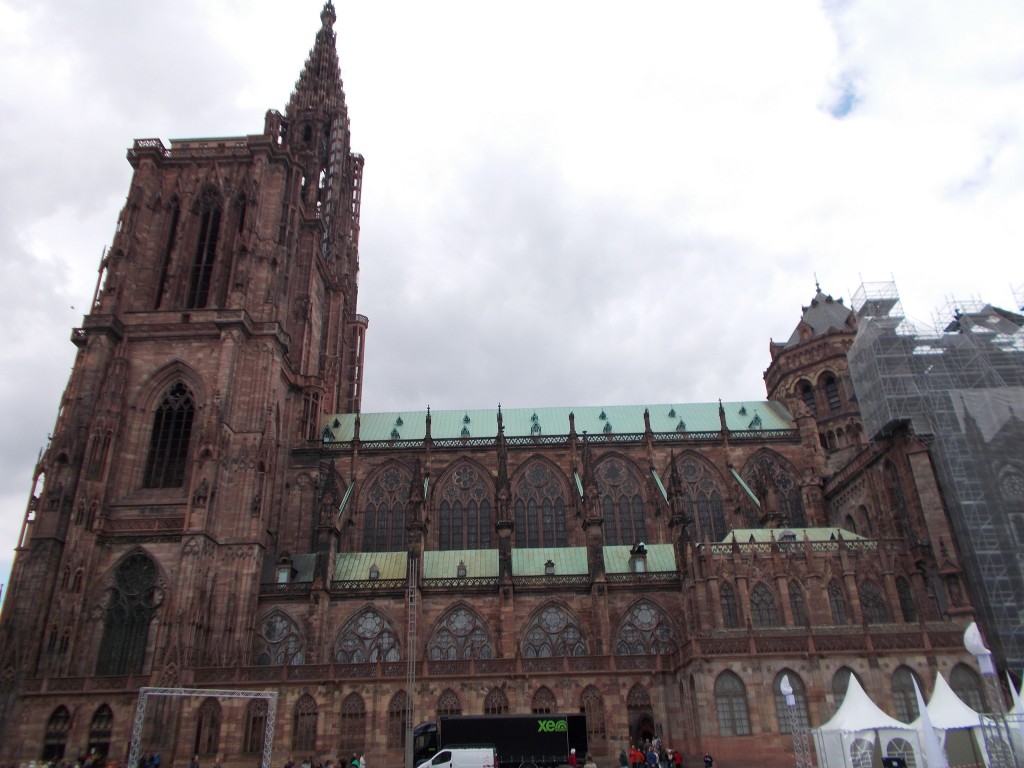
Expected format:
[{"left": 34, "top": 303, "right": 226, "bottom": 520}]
[
  {"left": 780, "top": 674, "right": 813, "bottom": 768},
  {"left": 964, "top": 622, "right": 1018, "bottom": 768}
]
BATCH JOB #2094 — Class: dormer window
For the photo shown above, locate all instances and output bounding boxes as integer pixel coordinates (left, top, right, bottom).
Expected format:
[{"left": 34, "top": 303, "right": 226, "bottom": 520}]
[
  {"left": 457, "top": 560, "right": 467, "bottom": 578},
  {"left": 544, "top": 559, "right": 555, "bottom": 576},
  {"left": 369, "top": 563, "right": 380, "bottom": 580},
  {"left": 629, "top": 541, "right": 648, "bottom": 573},
  {"left": 276, "top": 554, "right": 293, "bottom": 584}
]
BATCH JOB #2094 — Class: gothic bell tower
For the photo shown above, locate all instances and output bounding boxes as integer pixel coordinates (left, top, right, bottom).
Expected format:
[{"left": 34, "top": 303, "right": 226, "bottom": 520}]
[{"left": 0, "top": 1, "right": 366, "bottom": 745}]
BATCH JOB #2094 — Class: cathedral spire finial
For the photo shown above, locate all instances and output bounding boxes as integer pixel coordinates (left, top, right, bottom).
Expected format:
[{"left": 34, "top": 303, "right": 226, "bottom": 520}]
[
  {"left": 286, "top": 2, "right": 346, "bottom": 119},
  {"left": 321, "top": 1, "right": 337, "bottom": 29}
]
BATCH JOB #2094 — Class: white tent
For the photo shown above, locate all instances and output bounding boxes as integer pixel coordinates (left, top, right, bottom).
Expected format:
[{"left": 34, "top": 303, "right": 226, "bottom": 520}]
[
  {"left": 814, "top": 677, "right": 922, "bottom": 768},
  {"left": 921, "top": 674, "right": 987, "bottom": 731},
  {"left": 912, "top": 677, "right": 949, "bottom": 768},
  {"left": 912, "top": 673, "right": 992, "bottom": 768},
  {"left": 1006, "top": 673, "right": 1024, "bottom": 764}
]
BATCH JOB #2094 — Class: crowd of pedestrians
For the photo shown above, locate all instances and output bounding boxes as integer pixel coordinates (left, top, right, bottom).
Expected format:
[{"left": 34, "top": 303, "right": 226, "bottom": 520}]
[{"left": 623, "top": 737, "right": 689, "bottom": 768}]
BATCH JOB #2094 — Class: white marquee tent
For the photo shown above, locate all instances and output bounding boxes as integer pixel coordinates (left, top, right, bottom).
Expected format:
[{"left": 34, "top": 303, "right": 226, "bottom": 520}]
[
  {"left": 911, "top": 673, "right": 988, "bottom": 768},
  {"left": 813, "top": 677, "right": 922, "bottom": 768}
]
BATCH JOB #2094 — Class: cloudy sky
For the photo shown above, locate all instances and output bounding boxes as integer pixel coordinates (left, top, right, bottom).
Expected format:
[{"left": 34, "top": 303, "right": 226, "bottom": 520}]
[{"left": 1, "top": 0, "right": 1022, "bottom": 594}]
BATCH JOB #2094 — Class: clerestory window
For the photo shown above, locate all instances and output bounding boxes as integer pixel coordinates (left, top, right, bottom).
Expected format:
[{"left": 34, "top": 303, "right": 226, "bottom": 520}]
[{"left": 143, "top": 382, "right": 195, "bottom": 489}]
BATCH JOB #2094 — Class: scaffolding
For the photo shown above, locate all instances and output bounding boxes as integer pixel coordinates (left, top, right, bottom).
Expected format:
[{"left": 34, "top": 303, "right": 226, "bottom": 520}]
[{"left": 848, "top": 281, "right": 1024, "bottom": 670}]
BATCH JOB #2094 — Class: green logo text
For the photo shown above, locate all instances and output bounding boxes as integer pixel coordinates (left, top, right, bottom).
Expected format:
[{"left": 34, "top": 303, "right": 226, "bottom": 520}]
[{"left": 536, "top": 719, "right": 569, "bottom": 733}]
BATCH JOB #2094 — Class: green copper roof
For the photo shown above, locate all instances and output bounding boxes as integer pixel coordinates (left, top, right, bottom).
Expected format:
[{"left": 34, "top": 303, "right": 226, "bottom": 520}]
[
  {"left": 512, "top": 547, "right": 588, "bottom": 575},
  {"left": 603, "top": 544, "right": 676, "bottom": 574},
  {"left": 291, "top": 553, "right": 318, "bottom": 583},
  {"left": 321, "top": 401, "right": 794, "bottom": 442},
  {"left": 424, "top": 549, "right": 499, "bottom": 579},
  {"left": 334, "top": 551, "right": 408, "bottom": 580}
]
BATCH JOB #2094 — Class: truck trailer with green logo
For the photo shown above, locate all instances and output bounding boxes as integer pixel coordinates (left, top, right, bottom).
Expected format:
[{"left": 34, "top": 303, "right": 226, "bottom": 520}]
[{"left": 413, "top": 714, "right": 588, "bottom": 768}]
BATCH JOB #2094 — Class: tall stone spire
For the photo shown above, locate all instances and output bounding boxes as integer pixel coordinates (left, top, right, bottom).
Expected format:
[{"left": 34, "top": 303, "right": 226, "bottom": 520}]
[{"left": 286, "top": 2, "right": 346, "bottom": 119}]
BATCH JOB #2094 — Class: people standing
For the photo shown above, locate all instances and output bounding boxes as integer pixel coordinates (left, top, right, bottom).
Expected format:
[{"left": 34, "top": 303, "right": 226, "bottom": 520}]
[
  {"left": 583, "top": 755, "right": 597, "bottom": 768},
  {"left": 358, "top": 754, "right": 366, "bottom": 768},
  {"left": 703, "top": 754, "right": 713, "bottom": 768}
]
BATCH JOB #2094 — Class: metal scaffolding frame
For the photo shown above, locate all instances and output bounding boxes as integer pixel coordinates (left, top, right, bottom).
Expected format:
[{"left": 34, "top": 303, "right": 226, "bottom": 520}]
[
  {"left": 848, "top": 281, "right": 1024, "bottom": 669},
  {"left": 128, "top": 687, "right": 278, "bottom": 768}
]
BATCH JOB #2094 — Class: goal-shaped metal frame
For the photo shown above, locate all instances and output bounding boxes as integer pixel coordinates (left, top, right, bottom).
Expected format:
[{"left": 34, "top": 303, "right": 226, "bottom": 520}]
[{"left": 128, "top": 686, "right": 278, "bottom": 768}]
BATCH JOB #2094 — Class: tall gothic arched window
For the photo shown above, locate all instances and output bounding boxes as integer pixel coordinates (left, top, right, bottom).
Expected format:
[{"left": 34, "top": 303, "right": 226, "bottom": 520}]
[
  {"left": 334, "top": 607, "right": 401, "bottom": 663},
  {"left": 595, "top": 456, "right": 646, "bottom": 545},
  {"left": 187, "top": 188, "right": 223, "bottom": 309},
  {"left": 613, "top": 600, "right": 679, "bottom": 655},
  {"left": 774, "top": 670, "right": 811, "bottom": 733},
  {"left": 194, "top": 698, "right": 221, "bottom": 756},
  {"left": 437, "top": 689, "right": 462, "bottom": 717},
  {"left": 822, "top": 373, "right": 842, "bottom": 411},
  {"left": 43, "top": 706, "right": 71, "bottom": 761},
  {"left": 743, "top": 452, "right": 806, "bottom": 526},
  {"left": 714, "top": 671, "right": 751, "bottom": 736},
  {"left": 362, "top": 464, "right": 411, "bottom": 552},
  {"left": 531, "top": 686, "right": 558, "bottom": 713},
  {"left": 243, "top": 699, "right": 268, "bottom": 754},
  {"left": 828, "top": 580, "right": 849, "bottom": 625},
  {"left": 143, "top": 382, "right": 195, "bottom": 488},
  {"left": 720, "top": 582, "right": 740, "bottom": 629},
  {"left": 859, "top": 581, "right": 889, "bottom": 624},
  {"left": 750, "top": 582, "right": 780, "bottom": 627},
  {"left": 798, "top": 380, "right": 816, "bottom": 415},
  {"left": 581, "top": 685, "right": 606, "bottom": 745},
  {"left": 896, "top": 577, "right": 917, "bottom": 622},
  {"left": 892, "top": 667, "right": 921, "bottom": 722},
  {"left": 96, "top": 552, "right": 160, "bottom": 676},
  {"left": 789, "top": 581, "right": 808, "bottom": 626},
  {"left": 513, "top": 460, "right": 568, "bottom": 547},
  {"left": 292, "top": 694, "right": 318, "bottom": 752},
  {"left": 154, "top": 199, "right": 180, "bottom": 310},
  {"left": 676, "top": 455, "right": 727, "bottom": 541},
  {"left": 387, "top": 691, "right": 408, "bottom": 749},
  {"left": 950, "top": 664, "right": 986, "bottom": 712},
  {"left": 522, "top": 604, "right": 586, "bottom": 657},
  {"left": 626, "top": 685, "right": 654, "bottom": 738},
  {"left": 427, "top": 605, "right": 494, "bottom": 660},
  {"left": 339, "top": 693, "right": 367, "bottom": 756},
  {"left": 484, "top": 687, "right": 509, "bottom": 715},
  {"left": 437, "top": 462, "right": 493, "bottom": 550},
  {"left": 88, "top": 704, "right": 113, "bottom": 758}
]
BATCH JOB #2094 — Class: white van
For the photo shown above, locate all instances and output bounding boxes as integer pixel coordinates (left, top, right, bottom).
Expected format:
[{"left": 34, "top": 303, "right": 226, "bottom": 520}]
[{"left": 416, "top": 747, "right": 497, "bottom": 768}]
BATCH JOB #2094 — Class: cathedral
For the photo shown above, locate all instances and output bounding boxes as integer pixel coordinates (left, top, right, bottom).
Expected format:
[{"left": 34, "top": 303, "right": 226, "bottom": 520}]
[{"left": 0, "top": 4, "right": 992, "bottom": 766}]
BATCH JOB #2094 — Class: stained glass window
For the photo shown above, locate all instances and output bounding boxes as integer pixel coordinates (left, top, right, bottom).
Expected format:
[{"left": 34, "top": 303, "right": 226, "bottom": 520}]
[
  {"left": 513, "top": 461, "right": 568, "bottom": 547},
  {"left": 335, "top": 607, "right": 401, "bottom": 663},
  {"left": 522, "top": 604, "right": 586, "bottom": 657},
  {"left": 595, "top": 456, "right": 646, "bottom": 545},
  {"left": 614, "top": 600, "right": 679, "bottom": 655}
]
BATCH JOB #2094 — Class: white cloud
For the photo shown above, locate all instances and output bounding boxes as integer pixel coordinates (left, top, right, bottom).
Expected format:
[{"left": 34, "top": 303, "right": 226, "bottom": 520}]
[{"left": 0, "top": 0, "right": 1022, "bottom": 592}]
